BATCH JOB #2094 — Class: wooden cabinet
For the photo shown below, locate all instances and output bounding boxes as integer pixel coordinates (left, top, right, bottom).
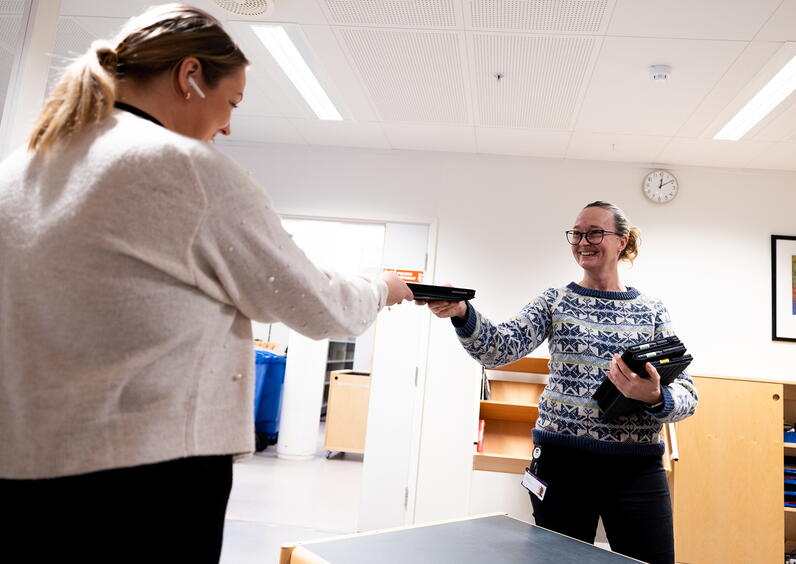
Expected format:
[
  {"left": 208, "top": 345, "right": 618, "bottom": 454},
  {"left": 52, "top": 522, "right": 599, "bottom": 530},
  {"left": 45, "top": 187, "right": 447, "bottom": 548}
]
[
  {"left": 323, "top": 369, "right": 371, "bottom": 455},
  {"left": 473, "top": 357, "right": 549, "bottom": 475},
  {"left": 672, "top": 375, "right": 788, "bottom": 563}
]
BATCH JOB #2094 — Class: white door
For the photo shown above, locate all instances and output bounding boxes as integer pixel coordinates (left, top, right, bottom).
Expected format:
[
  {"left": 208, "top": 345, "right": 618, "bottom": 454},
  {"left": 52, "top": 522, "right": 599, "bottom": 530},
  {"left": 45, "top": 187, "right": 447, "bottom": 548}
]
[{"left": 358, "top": 222, "right": 431, "bottom": 530}]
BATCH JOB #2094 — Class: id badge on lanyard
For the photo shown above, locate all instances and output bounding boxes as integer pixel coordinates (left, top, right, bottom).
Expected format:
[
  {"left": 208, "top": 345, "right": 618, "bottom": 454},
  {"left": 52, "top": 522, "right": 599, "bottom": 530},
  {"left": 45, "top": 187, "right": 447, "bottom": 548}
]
[{"left": 521, "top": 445, "right": 547, "bottom": 501}]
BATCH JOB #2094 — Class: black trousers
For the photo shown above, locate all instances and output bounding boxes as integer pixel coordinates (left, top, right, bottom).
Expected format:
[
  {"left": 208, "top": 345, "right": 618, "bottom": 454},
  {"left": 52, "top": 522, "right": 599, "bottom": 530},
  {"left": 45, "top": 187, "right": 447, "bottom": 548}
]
[
  {"left": 529, "top": 443, "right": 674, "bottom": 564},
  {"left": 1, "top": 455, "right": 233, "bottom": 564}
]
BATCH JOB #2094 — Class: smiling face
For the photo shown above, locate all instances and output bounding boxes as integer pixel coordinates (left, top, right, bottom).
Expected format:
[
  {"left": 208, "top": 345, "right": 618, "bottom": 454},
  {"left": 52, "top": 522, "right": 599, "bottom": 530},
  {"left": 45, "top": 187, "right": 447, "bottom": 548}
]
[
  {"left": 189, "top": 65, "right": 246, "bottom": 142},
  {"left": 570, "top": 206, "right": 628, "bottom": 273}
]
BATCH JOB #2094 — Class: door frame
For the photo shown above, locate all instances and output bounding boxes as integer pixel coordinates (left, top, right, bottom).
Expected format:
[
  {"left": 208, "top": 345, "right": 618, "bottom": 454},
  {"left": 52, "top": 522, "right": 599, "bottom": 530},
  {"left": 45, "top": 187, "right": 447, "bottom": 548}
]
[{"left": 279, "top": 209, "right": 438, "bottom": 526}]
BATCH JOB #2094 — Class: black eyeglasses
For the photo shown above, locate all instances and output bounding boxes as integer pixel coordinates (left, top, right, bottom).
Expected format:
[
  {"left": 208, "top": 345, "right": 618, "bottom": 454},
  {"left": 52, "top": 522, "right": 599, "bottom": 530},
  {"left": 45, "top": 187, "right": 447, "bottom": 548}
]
[{"left": 565, "top": 229, "right": 620, "bottom": 245}]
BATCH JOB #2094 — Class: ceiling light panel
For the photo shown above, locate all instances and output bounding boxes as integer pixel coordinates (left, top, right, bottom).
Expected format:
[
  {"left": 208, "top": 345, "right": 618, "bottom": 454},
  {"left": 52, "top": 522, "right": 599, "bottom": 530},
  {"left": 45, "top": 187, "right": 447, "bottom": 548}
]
[
  {"left": 714, "top": 54, "right": 796, "bottom": 141},
  {"left": 253, "top": 25, "right": 342, "bottom": 121},
  {"left": 338, "top": 28, "right": 468, "bottom": 123},
  {"left": 473, "top": 34, "right": 597, "bottom": 128},
  {"left": 322, "top": 0, "right": 459, "bottom": 28},
  {"left": 469, "top": 0, "right": 612, "bottom": 33}
]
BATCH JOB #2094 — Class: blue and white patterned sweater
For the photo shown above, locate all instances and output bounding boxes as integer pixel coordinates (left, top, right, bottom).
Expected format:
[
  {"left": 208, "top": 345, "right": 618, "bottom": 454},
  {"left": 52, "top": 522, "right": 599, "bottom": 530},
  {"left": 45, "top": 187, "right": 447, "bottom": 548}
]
[{"left": 455, "top": 282, "right": 698, "bottom": 456}]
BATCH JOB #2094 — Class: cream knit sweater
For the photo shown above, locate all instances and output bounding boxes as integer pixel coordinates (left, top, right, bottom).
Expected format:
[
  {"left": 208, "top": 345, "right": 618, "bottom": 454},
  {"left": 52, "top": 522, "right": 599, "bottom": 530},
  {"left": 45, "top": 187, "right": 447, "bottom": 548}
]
[{"left": 0, "top": 110, "right": 387, "bottom": 478}]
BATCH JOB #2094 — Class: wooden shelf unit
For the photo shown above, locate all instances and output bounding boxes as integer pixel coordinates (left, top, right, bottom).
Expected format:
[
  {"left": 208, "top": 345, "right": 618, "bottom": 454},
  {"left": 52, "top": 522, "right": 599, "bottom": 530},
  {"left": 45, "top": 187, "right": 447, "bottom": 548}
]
[
  {"left": 672, "top": 375, "right": 796, "bottom": 563},
  {"left": 474, "top": 357, "right": 549, "bottom": 475}
]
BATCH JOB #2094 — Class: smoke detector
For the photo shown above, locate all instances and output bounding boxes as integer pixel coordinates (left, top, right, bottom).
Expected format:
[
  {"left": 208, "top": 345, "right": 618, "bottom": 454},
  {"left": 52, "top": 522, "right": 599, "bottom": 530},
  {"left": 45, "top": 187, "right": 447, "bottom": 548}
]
[
  {"left": 649, "top": 64, "right": 671, "bottom": 81},
  {"left": 212, "top": 0, "right": 274, "bottom": 16}
]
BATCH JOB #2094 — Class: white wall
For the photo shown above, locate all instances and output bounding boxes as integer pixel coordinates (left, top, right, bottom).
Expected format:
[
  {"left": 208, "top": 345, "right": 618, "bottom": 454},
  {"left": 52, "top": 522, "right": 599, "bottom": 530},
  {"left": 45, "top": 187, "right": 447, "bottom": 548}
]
[{"left": 221, "top": 140, "right": 796, "bottom": 523}]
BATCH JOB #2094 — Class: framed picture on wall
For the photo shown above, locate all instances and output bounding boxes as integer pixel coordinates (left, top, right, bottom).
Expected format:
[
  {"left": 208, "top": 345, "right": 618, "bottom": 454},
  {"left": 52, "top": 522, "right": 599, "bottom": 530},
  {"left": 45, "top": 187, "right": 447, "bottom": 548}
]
[{"left": 772, "top": 235, "right": 796, "bottom": 342}]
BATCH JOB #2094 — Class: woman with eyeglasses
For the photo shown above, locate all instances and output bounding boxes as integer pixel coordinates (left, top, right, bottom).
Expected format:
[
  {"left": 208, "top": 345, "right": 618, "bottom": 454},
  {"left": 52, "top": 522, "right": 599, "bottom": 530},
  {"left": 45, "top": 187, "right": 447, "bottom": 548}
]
[
  {"left": 420, "top": 201, "right": 697, "bottom": 564},
  {"left": 0, "top": 4, "right": 414, "bottom": 563}
]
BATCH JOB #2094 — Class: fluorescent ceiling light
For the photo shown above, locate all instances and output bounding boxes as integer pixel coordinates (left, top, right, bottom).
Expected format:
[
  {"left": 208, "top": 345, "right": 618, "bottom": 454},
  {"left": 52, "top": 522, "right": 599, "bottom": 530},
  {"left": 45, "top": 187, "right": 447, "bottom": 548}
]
[
  {"left": 714, "top": 54, "right": 796, "bottom": 140},
  {"left": 252, "top": 25, "right": 342, "bottom": 121}
]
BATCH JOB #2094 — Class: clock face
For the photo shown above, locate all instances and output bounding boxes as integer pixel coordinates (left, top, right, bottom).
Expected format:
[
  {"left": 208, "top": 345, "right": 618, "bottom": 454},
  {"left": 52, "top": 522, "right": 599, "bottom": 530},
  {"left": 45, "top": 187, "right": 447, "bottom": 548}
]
[{"left": 642, "top": 170, "right": 678, "bottom": 204}]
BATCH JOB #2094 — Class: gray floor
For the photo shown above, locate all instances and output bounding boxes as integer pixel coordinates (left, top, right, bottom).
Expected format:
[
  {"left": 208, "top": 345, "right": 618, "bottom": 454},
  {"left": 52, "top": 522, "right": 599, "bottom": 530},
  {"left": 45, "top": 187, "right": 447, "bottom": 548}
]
[{"left": 220, "top": 425, "right": 364, "bottom": 564}]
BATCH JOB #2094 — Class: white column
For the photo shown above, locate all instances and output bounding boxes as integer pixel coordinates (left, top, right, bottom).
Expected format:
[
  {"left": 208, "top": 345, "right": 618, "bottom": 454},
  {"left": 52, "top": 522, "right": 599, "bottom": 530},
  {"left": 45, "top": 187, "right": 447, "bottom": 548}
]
[
  {"left": 276, "top": 330, "right": 329, "bottom": 460},
  {"left": 0, "top": 0, "right": 61, "bottom": 159}
]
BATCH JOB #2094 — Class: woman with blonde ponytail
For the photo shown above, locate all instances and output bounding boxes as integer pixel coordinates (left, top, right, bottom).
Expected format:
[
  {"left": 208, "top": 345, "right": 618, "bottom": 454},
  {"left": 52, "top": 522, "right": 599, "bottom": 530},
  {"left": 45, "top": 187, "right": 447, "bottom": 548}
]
[
  {"left": 0, "top": 4, "right": 412, "bottom": 563},
  {"left": 418, "top": 201, "right": 697, "bottom": 564},
  {"left": 27, "top": 39, "right": 117, "bottom": 152}
]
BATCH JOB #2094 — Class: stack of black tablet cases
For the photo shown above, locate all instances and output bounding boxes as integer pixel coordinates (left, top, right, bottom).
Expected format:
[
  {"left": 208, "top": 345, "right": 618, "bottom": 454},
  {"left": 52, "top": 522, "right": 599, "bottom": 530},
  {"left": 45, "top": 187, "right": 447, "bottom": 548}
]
[{"left": 592, "top": 335, "right": 692, "bottom": 421}]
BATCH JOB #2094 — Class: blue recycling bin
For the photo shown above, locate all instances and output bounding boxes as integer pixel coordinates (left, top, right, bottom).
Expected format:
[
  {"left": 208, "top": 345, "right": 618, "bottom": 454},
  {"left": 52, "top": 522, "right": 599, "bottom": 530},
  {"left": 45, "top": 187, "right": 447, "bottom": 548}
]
[{"left": 253, "top": 348, "right": 287, "bottom": 441}]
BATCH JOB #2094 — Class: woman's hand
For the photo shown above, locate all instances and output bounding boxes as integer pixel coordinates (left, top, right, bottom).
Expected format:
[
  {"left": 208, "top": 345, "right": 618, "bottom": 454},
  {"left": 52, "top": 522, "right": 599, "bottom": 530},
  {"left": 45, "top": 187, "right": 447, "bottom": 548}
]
[
  {"left": 419, "top": 299, "right": 467, "bottom": 319},
  {"left": 606, "top": 354, "right": 663, "bottom": 405},
  {"left": 381, "top": 271, "right": 415, "bottom": 306},
  {"left": 414, "top": 283, "right": 468, "bottom": 319}
]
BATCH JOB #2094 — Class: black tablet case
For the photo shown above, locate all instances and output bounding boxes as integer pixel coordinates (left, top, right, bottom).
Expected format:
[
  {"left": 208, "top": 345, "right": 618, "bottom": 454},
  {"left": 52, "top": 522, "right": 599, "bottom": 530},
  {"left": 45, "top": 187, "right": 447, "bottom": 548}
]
[
  {"left": 407, "top": 283, "right": 475, "bottom": 301},
  {"left": 592, "top": 335, "right": 692, "bottom": 421}
]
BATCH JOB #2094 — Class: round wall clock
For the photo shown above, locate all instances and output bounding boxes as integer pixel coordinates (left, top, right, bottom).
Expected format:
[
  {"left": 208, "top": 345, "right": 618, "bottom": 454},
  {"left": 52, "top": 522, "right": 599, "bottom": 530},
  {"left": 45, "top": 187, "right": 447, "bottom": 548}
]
[{"left": 642, "top": 169, "right": 679, "bottom": 204}]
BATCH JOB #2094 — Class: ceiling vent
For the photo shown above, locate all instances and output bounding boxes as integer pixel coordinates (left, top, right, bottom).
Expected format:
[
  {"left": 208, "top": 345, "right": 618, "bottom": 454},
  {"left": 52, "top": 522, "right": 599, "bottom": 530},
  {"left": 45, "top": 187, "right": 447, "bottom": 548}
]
[{"left": 211, "top": 0, "right": 274, "bottom": 17}]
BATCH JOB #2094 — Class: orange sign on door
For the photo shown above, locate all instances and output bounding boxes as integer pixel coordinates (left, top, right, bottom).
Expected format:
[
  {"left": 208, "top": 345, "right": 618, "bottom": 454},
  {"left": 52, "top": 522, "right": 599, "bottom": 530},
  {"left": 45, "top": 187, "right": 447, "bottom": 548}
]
[{"left": 382, "top": 268, "right": 424, "bottom": 283}]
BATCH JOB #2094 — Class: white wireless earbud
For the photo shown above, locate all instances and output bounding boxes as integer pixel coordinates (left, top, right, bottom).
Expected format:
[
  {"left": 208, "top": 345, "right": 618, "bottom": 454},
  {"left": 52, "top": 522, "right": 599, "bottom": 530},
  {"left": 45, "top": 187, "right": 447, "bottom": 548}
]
[{"left": 187, "top": 76, "right": 206, "bottom": 99}]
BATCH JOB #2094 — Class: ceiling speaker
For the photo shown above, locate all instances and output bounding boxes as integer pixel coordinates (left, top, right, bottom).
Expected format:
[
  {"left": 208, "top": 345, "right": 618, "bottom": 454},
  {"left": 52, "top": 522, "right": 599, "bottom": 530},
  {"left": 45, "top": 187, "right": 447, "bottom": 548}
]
[{"left": 211, "top": 0, "right": 274, "bottom": 16}]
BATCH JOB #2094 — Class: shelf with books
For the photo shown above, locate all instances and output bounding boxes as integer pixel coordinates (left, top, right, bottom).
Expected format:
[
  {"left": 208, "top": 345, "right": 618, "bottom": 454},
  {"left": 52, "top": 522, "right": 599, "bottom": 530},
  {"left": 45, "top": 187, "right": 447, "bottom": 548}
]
[{"left": 473, "top": 357, "right": 548, "bottom": 475}]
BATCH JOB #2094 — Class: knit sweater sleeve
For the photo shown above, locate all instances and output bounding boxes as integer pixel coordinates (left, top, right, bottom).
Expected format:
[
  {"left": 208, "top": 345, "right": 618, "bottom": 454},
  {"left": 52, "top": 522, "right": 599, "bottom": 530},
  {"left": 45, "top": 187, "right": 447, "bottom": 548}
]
[
  {"left": 452, "top": 288, "right": 556, "bottom": 368},
  {"left": 644, "top": 302, "right": 698, "bottom": 423},
  {"left": 185, "top": 146, "right": 387, "bottom": 339}
]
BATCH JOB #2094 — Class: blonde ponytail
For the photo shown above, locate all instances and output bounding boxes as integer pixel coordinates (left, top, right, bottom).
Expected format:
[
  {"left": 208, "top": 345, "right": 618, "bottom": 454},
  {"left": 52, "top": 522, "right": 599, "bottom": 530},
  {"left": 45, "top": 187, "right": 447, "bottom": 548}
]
[{"left": 27, "top": 40, "right": 117, "bottom": 153}]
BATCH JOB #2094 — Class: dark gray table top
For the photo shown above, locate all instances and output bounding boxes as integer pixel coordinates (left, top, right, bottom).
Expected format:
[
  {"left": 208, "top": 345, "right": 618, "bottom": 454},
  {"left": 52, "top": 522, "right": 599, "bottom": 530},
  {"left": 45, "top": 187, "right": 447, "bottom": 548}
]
[{"left": 302, "top": 515, "right": 639, "bottom": 563}]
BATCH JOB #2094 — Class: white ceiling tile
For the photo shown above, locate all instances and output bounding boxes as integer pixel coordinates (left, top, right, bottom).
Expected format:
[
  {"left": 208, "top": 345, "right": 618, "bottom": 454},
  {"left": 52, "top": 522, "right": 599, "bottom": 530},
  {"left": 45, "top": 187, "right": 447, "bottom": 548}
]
[
  {"left": 476, "top": 128, "right": 570, "bottom": 157},
  {"left": 46, "top": 17, "right": 96, "bottom": 93},
  {"left": 320, "top": 0, "right": 462, "bottom": 28},
  {"left": 470, "top": 33, "right": 600, "bottom": 128},
  {"left": 753, "top": 0, "right": 796, "bottom": 42},
  {"left": 60, "top": 0, "right": 326, "bottom": 23},
  {"left": 676, "top": 41, "right": 781, "bottom": 138},
  {"left": 608, "top": 0, "right": 781, "bottom": 41},
  {"left": 61, "top": 15, "right": 124, "bottom": 41},
  {"left": 0, "top": 0, "right": 25, "bottom": 14},
  {"left": 382, "top": 123, "right": 476, "bottom": 152},
  {"left": 226, "top": 115, "right": 306, "bottom": 145},
  {"left": 242, "top": 0, "right": 329, "bottom": 24},
  {"left": 575, "top": 37, "right": 747, "bottom": 136},
  {"left": 567, "top": 132, "right": 670, "bottom": 163},
  {"left": 0, "top": 13, "right": 21, "bottom": 52},
  {"left": 59, "top": 0, "right": 156, "bottom": 17},
  {"left": 290, "top": 119, "right": 390, "bottom": 149},
  {"left": 337, "top": 28, "right": 469, "bottom": 123},
  {"left": 466, "top": 0, "right": 615, "bottom": 34},
  {"left": 745, "top": 142, "right": 796, "bottom": 170},
  {"left": 231, "top": 80, "right": 284, "bottom": 118},
  {"left": 658, "top": 138, "right": 770, "bottom": 168},
  {"left": 300, "top": 24, "right": 379, "bottom": 121}
]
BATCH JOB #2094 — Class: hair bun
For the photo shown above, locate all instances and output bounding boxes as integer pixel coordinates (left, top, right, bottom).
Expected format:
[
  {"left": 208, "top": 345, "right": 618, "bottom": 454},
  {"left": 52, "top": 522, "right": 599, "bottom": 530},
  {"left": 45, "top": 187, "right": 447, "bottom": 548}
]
[{"left": 92, "top": 40, "right": 118, "bottom": 71}]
